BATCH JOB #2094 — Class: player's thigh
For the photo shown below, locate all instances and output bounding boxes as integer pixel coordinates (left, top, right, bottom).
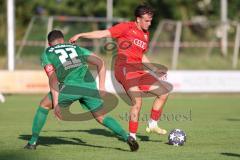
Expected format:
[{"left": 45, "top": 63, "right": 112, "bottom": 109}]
[
  {"left": 76, "top": 87, "right": 105, "bottom": 122},
  {"left": 115, "top": 70, "right": 144, "bottom": 106},
  {"left": 45, "top": 91, "right": 74, "bottom": 108},
  {"left": 58, "top": 93, "right": 77, "bottom": 108},
  {"left": 147, "top": 80, "right": 173, "bottom": 96},
  {"left": 80, "top": 95, "right": 103, "bottom": 113},
  {"left": 73, "top": 84, "right": 103, "bottom": 111}
]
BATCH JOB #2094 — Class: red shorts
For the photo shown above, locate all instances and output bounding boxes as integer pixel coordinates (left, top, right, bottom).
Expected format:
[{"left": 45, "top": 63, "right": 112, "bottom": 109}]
[{"left": 114, "top": 66, "right": 158, "bottom": 92}]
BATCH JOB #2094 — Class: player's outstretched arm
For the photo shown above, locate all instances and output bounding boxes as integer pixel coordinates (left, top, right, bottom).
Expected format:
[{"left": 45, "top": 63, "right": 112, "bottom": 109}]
[
  {"left": 69, "top": 30, "right": 111, "bottom": 43},
  {"left": 87, "top": 53, "right": 106, "bottom": 95}
]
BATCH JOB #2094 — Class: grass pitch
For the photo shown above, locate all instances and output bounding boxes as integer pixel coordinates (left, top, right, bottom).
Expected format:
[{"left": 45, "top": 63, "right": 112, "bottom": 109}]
[{"left": 0, "top": 94, "right": 240, "bottom": 160}]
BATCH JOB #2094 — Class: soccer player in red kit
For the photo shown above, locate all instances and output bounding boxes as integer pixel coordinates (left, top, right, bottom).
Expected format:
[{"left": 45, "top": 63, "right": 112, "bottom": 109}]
[{"left": 69, "top": 5, "right": 172, "bottom": 140}]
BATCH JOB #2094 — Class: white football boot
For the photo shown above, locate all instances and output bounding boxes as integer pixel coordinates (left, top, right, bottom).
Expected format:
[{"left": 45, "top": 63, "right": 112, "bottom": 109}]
[{"left": 146, "top": 119, "right": 167, "bottom": 135}]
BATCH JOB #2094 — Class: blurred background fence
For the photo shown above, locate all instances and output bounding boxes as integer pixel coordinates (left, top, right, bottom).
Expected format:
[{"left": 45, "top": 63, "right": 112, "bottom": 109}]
[
  {"left": 1, "top": 0, "right": 240, "bottom": 70},
  {"left": 0, "top": 0, "right": 240, "bottom": 94},
  {"left": 5, "top": 16, "right": 240, "bottom": 70}
]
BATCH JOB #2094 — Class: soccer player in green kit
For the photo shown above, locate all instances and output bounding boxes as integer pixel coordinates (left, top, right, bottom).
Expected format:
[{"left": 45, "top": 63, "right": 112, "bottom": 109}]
[{"left": 24, "top": 30, "right": 139, "bottom": 151}]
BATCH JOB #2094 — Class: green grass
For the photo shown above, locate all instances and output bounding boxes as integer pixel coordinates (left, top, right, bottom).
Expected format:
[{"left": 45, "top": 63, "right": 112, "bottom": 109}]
[{"left": 0, "top": 94, "right": 240, "bottom": 160}]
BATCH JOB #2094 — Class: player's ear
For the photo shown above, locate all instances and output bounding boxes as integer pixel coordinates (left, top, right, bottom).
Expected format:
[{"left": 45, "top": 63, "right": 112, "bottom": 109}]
[
  {"left": 48, "top": 42, "right": 52, "bottom": 46},
  {"left": 136, "top": 17, "right": 140, "bottom": 23}
]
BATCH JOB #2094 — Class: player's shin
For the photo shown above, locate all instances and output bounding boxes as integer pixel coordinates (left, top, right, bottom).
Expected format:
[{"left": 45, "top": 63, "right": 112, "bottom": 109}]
[
  {"left": 102, "top": 116, "right": 128, "bottom": 141},
  {"left": 149, "top": 108, "right": 163, "bottom": 127},
  {"left": 29, "top": 106, "right": 49, "bottom": 145}
]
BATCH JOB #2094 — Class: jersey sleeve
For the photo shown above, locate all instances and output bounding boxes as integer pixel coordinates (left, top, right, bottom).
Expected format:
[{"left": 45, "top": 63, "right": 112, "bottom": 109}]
[
  {"left": 40, "top": 52, "right": 52, "bottom": 67},
  {"left": 108, "top": 22, "right": 130, "bottom": 38}
]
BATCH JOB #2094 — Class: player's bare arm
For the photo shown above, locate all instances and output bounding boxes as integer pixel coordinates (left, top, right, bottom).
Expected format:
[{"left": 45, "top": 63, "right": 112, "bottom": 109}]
[
  {"left": 69, "top": 30, "right": 111, "bottom": 43},
  {"left": 87, "top": 53, "right": 106, "bottom": 95},
  {"left": 44, "top": 64, "right": 61, "bottom": 119},
  {"left": 142, "top": 54, "right": 159, "bottom": 72},
  {"left": 142, "top": 54, "right": 167, "bottom": 76}
]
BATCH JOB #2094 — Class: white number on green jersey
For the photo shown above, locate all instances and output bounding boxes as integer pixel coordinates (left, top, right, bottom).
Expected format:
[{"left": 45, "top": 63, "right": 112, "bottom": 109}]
[{"left": 55, "top": 48, "right": 82, "bottom": 70}]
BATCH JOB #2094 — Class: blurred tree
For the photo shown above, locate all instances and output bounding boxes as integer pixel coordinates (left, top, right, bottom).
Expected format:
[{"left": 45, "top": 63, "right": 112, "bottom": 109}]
[
  {"left": 113, "top": 0, "right": 141, "bottom": 19},
  {"left": 31, "top": 0, "right": 107, "bottom": 17},
  {"left": 211, "top": 0, "right": 240, "bottom": 20},
  {"left": 0, "top": 0, "right": 6, "bottom": 55},
  {"left": 1, "top": 0, "right": 239, "bottom": 47},
  {"left": 13, "top": 0, "right": 240, "bottom": 29}
]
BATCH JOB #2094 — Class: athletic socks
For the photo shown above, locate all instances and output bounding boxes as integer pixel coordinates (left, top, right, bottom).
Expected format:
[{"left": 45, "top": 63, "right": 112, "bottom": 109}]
[
  {"left": 148, "top": 108, "right": 163, "bottom": 128},
  {"left": 150, "top": 108, "right": 163, "bottom": 121},
  {"left": 29, "top": 106, "right": 49, "bottom": 145},
  {"left": 103, "top": 116, "right": 128, "bottom": 141},
  {"left": 148, "top": 119, "right": 158, "bottom": 128},
  {"left": 129, "top": 121, "right": 138, "bottom": 140},
  {"left": 129, "top": 133, "right": 136, "bottom": 140}
]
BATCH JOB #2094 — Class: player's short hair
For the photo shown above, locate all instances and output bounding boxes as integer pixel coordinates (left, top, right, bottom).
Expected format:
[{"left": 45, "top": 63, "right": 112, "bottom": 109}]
[
  {"left": 134, "top": 5, "right": 154, "bottom": 18},
  {"left": 47, "top": 30, "right": 64, "bottom": 43}
]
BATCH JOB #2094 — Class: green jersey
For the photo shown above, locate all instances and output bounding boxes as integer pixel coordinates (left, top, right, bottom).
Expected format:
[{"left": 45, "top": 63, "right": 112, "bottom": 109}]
[{"left": 41, "top": 43, "right": 94, "bottom": 87}]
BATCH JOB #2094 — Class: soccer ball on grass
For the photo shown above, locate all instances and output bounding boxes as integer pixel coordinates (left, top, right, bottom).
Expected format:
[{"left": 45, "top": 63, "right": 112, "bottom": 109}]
[{"left": 168, "top": 129, "right": 186, "bottom": 146}]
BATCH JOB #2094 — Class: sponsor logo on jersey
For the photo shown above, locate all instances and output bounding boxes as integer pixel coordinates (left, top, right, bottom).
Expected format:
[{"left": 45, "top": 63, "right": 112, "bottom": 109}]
[{"left": 133, "top": 39, "right": 146, "bottom": 49}]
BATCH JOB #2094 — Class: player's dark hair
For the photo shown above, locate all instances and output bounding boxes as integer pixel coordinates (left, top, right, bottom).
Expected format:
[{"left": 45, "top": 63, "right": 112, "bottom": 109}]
[
  {"left": 47, "top": 30, "right": 64, "bottom": 43},
  {"left": 134, "top": 5, "right": 154, "bottom": 18}
]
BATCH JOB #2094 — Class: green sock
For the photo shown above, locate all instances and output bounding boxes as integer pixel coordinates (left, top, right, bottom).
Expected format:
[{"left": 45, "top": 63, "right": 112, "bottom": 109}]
[
  {"left": 29, "top": 106, "right": 49, "bottom": 145},
  {"left": 103, "top": 116, "right": 128, "bottom": 141}
]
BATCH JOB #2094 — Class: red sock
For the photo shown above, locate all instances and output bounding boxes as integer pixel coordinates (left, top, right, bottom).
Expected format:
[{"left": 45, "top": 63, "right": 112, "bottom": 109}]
[
  {"left": 150, "top": 108, "right": 163, "bottom": 121},
  {"left": 129, "top": 121, "right": 138, "bottom": 133}
]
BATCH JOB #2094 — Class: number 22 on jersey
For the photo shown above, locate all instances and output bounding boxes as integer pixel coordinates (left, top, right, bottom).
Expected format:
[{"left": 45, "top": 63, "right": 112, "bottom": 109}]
[{"left": 55, "top": 48, "right": 82, "bottom": 70}]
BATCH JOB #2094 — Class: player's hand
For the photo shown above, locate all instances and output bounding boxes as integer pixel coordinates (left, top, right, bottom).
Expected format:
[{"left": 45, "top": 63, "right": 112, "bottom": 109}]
[
  {"left": 54, "top": 104, "right": 62, "bottom": 120},
  {"left": 99, "top": 87, "right": 107, "bottom": 97},
  {"left": 155, "top": 69, "right": 168, "bottom": 80},
  {"left": 69, "top": 34, "right": 80, "bottom": 44},
  {"left": 155, "top": 69, "right": 166, "bottom": 75}
]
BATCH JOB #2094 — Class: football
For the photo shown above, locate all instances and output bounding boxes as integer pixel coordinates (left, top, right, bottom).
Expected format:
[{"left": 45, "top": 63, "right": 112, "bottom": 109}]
[{"left": 168, "top": 129, "right": 186, "bottom": 146}]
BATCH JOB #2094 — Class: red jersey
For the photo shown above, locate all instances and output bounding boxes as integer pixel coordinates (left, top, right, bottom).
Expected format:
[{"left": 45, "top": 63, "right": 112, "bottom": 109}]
[
  {"left": 108, "top": 21, "right": 149, "bottom": 66},
  {"left": 109, "top": 22, "right": 157, "bottom": 91}
]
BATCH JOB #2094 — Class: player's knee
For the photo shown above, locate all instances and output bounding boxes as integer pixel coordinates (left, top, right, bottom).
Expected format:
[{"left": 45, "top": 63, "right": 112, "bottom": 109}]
[
  {"left": 131, "top": 97, "right": 142, "bottom": 106},
  {"left": 40, "top": 103, "right": 52, "bottom": 110},
  {"left": 91, "top": 110, "right": 105, "bottom": 123},
  {"left": 40, "top": 98, "right": 53, "bottom": 110},
  {"left": 131, "top": 102, "right": 142, "bottom": 113},
  {"left": 158, "top": 94, "right": 169, "bottom": 101},
  {"left": 95, "top": 116, "right": 104, "bottom": 123}
]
